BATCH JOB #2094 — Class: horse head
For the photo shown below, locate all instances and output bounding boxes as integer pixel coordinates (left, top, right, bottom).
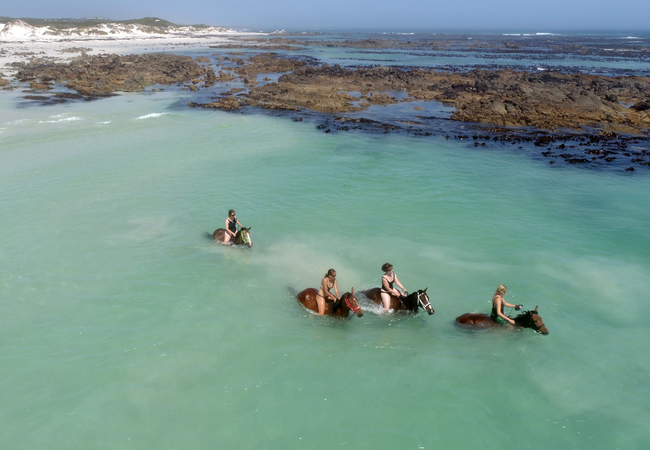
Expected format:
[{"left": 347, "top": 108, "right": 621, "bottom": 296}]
[
  {"left": 514, "top": 306, "right": 549, "bottom": 335},
  {"left": 402, "top": 288, "right": 434, "bottom": 315},
  {"left": 416, "top": 288, "right": 434, "bottom": 315},
  {"left": 239, "top": 227, "right": 253, "bottom": 247},
  {"left": 337, "top": 288, "right": 363, "bottom": 317}
]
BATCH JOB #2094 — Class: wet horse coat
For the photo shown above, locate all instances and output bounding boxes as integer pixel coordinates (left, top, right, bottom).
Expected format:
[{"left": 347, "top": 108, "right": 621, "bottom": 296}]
[
  {"left": 212, "top": 227, "right": 252, "bottom": 247},
  {"left": 361, "top": 287, "right": 434, "bottom": 314},
  {"left": 296, "top": 288, "right": 363, "bottom": 318},
  {"left": 455, "top": 306, "right": 549, "bottom": 334}
]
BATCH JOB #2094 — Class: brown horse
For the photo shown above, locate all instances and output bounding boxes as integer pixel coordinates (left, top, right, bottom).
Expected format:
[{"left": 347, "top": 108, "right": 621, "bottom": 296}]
[
  {"left": 296, "top": 288, "right": 363, "bottom": 318},
  {"left": 455, "top": 306, "right": 549, "bottom": 335},
  {"left": 361, "top": 287, "right": 434, "bottom": 315},
  {"left": 211, "top": 227, "right": 253, "bottom": 247}
]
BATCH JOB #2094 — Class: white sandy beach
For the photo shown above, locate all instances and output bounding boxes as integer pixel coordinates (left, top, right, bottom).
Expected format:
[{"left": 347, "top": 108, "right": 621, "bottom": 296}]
[{"left": 0, "top": 20, "right": 264, "bottom": 79}]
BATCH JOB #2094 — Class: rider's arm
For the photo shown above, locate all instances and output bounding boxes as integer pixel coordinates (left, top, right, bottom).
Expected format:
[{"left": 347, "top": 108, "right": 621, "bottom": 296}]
[
  {"left": 333, "top": 279, "right": 340, "bottom": 300},
  {"left": 495, "top": 297, "right": 516, "bottom": 324},
  {"left": 394, "top": 274, "right": 407, "bottom": 295}
]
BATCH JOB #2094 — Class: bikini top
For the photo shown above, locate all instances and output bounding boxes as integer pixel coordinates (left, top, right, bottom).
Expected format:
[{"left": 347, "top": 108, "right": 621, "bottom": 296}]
[{"left": 319, "top": 278, "right": 333, "bottom": 297}]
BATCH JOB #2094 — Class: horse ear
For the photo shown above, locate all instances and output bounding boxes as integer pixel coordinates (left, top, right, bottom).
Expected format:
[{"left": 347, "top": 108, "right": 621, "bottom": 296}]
[
  {"left": 535, "top": 305, "right": 538, "bottom": 312},
  {"left": 424, "top": 287, "right": 428, "bottom": 293},
  {"left": 351, "top": 287, "right": 354, "bottom": 294}
]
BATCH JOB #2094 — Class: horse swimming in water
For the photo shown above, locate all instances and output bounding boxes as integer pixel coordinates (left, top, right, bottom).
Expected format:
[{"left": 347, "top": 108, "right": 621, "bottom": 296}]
[
  {"left": 295, "top": 287, "right": 363, "bottom": 318},
  {"left": 455, "top": 306, "right": 549, "bottom": 335},
  {"left": 211, "top": 227, "right": 253, "bottom": 247},
  {"left": 361, "top": 287, "right": 434, "bottom": 315}
]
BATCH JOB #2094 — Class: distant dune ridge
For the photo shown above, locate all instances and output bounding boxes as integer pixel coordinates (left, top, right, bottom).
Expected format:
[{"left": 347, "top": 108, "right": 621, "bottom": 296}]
[{"left": 0, "top": 16, "right": 235, "bottom": 41}]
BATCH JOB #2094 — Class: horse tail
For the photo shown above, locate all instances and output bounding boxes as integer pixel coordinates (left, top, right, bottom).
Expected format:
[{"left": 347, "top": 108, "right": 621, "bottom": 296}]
[
  {"left": 286, "top": 286, "right": 298, "bottom": 297},
  {"left": 204, "top": 232, "right": 213, "bottom": 240}
]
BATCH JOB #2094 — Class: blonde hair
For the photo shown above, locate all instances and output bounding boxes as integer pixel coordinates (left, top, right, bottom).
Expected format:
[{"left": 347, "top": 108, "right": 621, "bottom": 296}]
[{"left": 495, "top": 284, "right": 507, "bottom": 295}]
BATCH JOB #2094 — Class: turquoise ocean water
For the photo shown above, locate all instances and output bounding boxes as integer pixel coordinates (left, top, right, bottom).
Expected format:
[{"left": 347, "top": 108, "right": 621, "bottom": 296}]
[{"left": 1, "top": 36, "right": 650, "bottom": 448}]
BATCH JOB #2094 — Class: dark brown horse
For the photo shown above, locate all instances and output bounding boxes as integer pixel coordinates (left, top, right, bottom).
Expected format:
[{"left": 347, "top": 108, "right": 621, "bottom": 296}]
[
  {"left": 296, "top": 288, "right": 363, "bottom": 318},
  {"left": 211, "top": 227, "right": 253, "bottom": 247},
  {"left": 361, "top": 288, "right": 434, "bottom": 315},
  {"left": 455, "top": 306, "right": 549, "bottom": 335}
]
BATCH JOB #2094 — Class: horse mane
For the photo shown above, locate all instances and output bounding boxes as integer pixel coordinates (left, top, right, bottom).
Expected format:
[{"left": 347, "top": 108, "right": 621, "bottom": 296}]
[
  {"left": 402, "top": 291, "right": 419, "bottom": 311},
  {"left": 332, "top": 293, "right": 349, "bottom": 314},
  {"left": 514, "top": 310, "right": 536, "bottom": 326}
]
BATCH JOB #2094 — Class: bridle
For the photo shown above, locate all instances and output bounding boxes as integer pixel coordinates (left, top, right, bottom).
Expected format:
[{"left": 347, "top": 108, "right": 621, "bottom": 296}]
[
  {"left": 516, "top": 311, "right": 546, "bottom": 333},
  {"left": 343, "top": 294, "right": 362, "bottom": 314},
  {"left": 398, "top": 291, "right": 433, "bottom": 313},
  {"left": 416, "top": 291, "right": 433, "bottom": 313}
]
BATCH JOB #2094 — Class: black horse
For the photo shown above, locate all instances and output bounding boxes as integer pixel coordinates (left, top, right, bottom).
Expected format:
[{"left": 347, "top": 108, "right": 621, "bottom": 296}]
[{"left": 361, "top": 287, "right": 434, "bottom": 314}]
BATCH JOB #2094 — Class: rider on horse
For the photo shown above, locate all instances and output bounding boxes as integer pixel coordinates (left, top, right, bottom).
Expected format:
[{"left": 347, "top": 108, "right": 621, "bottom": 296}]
[
  {"left": 491, "top": 285, "right": 522, "bottom": 325},
  {"left": 380, "top": 263, "right": 408, "bottom": 312},
  {"left": 224, "top": 210, "right": 243, "bottom": 244}
]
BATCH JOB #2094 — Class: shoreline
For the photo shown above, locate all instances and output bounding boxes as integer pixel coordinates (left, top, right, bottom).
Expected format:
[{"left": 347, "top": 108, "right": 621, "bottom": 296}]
[{"left": 0, "top": 33, "right": 264, "bottom": 78}]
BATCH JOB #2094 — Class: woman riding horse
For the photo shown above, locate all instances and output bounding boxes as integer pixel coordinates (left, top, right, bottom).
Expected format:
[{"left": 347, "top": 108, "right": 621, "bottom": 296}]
[
  {"left": 455, "top": 306, "right": 549, "bottom": 335},
  {"left": 361, "top": 287, "right": 434, "bottom": 315},
  {"left": 296, "top": 287, "right": 363, "bottom": 318},
  {"left": 212, "top": 227, "right": 253, "bottom": 247},
  {"left": 379, "top": 263, "right": 407, "bottom": 312},
  {"left": 224, "top": 210, "right": 242, "bottom": 244}
]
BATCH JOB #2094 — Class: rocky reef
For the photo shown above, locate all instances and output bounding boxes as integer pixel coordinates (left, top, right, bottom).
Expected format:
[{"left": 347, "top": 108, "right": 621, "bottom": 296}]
[
  {"left": 11, "top": 50, "right": 650, "bottom": 170},
  {"left": 15, "top": 52, "right": 650, "bottom": 132},
  {"left": 16, "top": 53, "right": 208, "bottom": 96}
]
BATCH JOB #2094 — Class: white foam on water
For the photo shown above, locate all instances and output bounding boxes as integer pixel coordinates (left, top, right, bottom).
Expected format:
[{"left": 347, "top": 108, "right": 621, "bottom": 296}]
[
  {"left": 38, "top": 115, "right": 82, "bottom": 124},
  {"left": 4, "top": 118, "right": 30, "bottom": 125},
  {"left": 134, "top": 112, "right": 170, "bottom": 120}
]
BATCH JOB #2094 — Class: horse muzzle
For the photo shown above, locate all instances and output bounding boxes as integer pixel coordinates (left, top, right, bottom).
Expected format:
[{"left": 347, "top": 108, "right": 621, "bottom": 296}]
[
  {"left": 426, "top": 307, "right": 435, "bottom": 315},
  {"left": 355, "top": 310, "right": 364, "bottom": 318}
]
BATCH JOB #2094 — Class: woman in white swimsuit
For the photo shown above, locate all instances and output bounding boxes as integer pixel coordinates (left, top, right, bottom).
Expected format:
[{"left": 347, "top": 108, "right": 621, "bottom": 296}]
[
  {"left": 316, "top": 269, "right": 340, "bottom": 315},
  {"left": 380, "top": 263, "right": 407, "bottom": 312}
]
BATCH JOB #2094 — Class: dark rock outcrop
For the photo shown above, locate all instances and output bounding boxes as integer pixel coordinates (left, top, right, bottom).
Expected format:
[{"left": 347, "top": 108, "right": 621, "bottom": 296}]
[
  {"left": 14, "top": 51, "right": 650, "bottom": 134},
  {"left": 16, "top": 53, "right": 207, "bottom": 96}
]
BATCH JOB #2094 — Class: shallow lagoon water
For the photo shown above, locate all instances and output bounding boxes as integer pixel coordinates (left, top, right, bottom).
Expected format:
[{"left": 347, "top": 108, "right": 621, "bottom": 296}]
[{"left": 1, "top": 46, "right": 650, "bottom": 448}]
